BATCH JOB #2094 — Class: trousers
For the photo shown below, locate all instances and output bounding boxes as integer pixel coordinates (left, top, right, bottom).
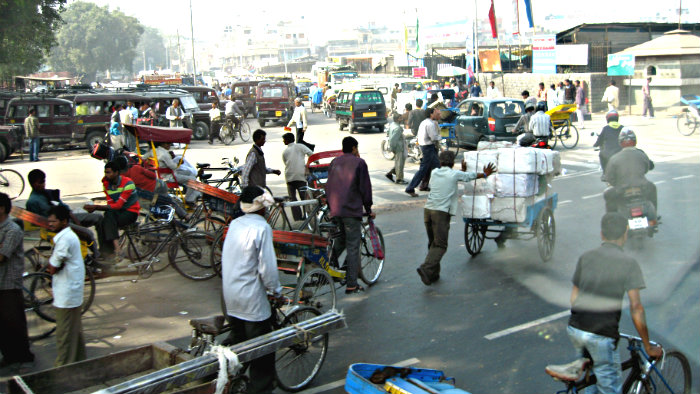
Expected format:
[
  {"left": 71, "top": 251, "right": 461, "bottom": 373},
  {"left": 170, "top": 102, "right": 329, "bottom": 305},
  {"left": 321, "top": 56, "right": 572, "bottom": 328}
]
[
  {"left": 420, "top": 209, "right": 451, "bottom": 280},
  {"left": 567, "top": 325, "right": 622, "bottom": 394},
  {"left": 331, "top": 217, "right": 362, "bottom": 288},
  {"left": 0, "top": 289, "right": 34, "bottom": 364},
  {"left": 96, "top": 210, "right": 138, "bottom": 254},
  {"left": 642, "top": 96, "right": 654, "bottom": 117},
  {"left": 54, "top": 306, "right": 86, "bottom": 367},
  {"left": 286, "top": 180, "right": 308, "bottom": 221},
  {"left": 225, "top": 315, "right": 275, "bottom": 394},
  {"left": 387, "top": 147, "right": 406, "bottom": 182},
  {"left": 29, "top": 138, "right": 40, "bottom": 161},
  {"left": 406, "top": 145, "right": 438, "bottom": 193},
  {"left": 296, "top": 128, "right": 315, "bottom": 151}
]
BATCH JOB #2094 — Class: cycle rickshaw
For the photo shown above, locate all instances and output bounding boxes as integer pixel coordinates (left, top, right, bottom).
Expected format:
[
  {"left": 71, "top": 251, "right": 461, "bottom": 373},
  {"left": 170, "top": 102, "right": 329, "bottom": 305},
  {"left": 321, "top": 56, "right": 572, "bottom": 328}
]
[{"left": 546, "top": 104, "right": 579, "bottom": 149}]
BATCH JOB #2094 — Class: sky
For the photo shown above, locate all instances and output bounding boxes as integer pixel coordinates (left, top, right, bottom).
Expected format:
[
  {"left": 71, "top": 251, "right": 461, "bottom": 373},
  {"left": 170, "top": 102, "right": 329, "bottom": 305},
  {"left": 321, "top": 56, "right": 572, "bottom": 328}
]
[{"left": 76, "top": 0, "right": 700, "bottom": 44}]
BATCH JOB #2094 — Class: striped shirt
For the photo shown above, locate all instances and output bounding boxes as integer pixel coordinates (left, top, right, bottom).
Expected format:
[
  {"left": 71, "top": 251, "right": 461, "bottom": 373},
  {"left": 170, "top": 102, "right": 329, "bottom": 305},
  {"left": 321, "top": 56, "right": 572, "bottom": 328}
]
[
  {"left": 0, "top": 218, "right": 24, "bottom": 290},
  {"left": 102, "top": 176, "right": 141, "bottom": 214},
  {"left": 529, "top": 111, "right": 552, "bottom": 137}
]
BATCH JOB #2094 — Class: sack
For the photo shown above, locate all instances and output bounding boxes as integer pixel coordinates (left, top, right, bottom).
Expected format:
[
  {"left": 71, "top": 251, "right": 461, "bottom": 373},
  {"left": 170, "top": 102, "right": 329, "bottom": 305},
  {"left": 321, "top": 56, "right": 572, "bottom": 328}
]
[
  {"left": 91, "top": 141, "right": 112, "bottom": 160},
  {"left": 367, "top": 219, "right": 384, "bottom": 260}
]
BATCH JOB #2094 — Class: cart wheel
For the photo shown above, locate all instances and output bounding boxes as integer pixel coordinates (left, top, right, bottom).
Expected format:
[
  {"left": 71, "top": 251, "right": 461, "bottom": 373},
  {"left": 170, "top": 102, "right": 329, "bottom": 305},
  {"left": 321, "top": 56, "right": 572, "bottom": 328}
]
[
  {"left": 293, "top": 267, "right": 336, "bottom": 313},
  {"left": 559, "top": 124, "right": 579, "bottom": 149},
  {"left": 464, "top": 221, "right": 486, "bottom": 256},
  {"left": 536, "top": 207, "right": 556, "bottom": 262}
]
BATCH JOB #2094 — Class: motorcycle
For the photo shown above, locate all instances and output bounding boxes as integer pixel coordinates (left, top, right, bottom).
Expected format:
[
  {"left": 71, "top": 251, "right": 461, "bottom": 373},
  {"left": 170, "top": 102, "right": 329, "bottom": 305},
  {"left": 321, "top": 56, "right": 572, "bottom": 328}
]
[
  {"left": 381, "top": 135, "right": 422, "bottom": 163},
  {"left": 609, "top": 185, "right": 658, "bottom": 249}
]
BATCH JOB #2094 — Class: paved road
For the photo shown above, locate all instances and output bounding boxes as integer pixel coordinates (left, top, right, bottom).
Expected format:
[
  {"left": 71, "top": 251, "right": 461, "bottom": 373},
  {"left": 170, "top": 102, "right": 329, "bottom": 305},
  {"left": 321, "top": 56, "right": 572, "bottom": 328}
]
[{"left": 2, "top": 111, "right": 698, "bottom": 393}]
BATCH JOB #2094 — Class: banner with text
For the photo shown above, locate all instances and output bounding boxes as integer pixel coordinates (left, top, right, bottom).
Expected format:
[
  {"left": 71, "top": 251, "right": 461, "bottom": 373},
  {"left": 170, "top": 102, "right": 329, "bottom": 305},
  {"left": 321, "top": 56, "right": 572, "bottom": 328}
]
[
  {"left": 607, "top": 54, "right": 635, "bottom": 76},
  {"left": 532, "top": 35, "right": 557, "bottom": 74}
]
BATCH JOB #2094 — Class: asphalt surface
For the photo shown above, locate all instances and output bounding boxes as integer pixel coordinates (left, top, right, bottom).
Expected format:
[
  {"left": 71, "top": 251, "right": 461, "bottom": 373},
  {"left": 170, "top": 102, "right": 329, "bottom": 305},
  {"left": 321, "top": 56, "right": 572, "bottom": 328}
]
[{"left": 2, "top": 110, "right": 698, "bottom": 393}]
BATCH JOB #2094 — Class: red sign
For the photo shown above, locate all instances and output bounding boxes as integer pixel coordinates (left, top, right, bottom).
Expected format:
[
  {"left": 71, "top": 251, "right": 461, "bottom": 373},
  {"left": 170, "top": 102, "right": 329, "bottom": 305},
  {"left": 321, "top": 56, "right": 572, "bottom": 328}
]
[
  {"left": 142, "top": 74, "right": 182, "bottom": 85},
  {"left": 412, "top": 67, "right": 427, "bottom": 78}
]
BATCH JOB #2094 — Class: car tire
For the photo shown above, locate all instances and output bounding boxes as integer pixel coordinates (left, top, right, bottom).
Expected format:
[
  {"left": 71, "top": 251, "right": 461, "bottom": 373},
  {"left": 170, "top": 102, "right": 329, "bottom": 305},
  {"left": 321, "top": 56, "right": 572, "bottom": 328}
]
[
  {"left": 259, "top": 120, "right": 266, "bottom": 127},
  {"left": 193, "top": 121, "right": 209, "bottom": 140},
  {"left": 377, "top": 125, "right": 384, "bottom": 133},
  {"left": 349, "top": 121, "right": 356, "bottom": 133},
  {"left": 0, "top": 142, "right": 8, "bottom": 163},
  {"left": 338, "top": 121, "right": 345, "bottom": 131},
  {"left": 85, "top": 131, "right": 105, "bottom": 150}
]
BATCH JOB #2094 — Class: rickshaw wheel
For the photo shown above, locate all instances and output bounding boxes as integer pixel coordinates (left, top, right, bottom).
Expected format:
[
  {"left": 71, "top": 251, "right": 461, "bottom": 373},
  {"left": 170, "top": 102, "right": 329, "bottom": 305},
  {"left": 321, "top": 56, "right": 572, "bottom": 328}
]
[
  {"left": 464, "top": 221, "right": 486, "bottom": 256},
  {"left": 536, "top": 207, "right": 556, "bottom": 262},
  {"left": 293, "top": 267, "right": 336, "bottom": 314}
]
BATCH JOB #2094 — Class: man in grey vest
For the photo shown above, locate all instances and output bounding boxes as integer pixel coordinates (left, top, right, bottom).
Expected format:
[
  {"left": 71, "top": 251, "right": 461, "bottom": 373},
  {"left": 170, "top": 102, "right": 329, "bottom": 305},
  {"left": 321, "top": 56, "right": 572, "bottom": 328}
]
[{"left": 241, "top": 129, "right": 281, "bottom": 188}]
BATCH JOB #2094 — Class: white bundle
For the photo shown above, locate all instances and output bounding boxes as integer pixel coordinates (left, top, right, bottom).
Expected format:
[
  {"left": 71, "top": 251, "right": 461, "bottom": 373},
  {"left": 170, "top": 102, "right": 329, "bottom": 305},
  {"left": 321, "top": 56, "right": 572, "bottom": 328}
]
[
  {"left": 477, "top": 140, "right": 513, "bottom": 151},
  {"left": 494, "top": 174, "right": 539, "bottom": 197},
  {"left": 463, "top": 177, "right": 496, "bottom": 196},
  {"left": 490, "top": 196, "right": 536, "bottom": 223},
  {"left": 464, "top": 150, "right": 499, "bottom": 173},
  {"left": 497, "top": 147, "right": 560, "bottom": 175},
  {"left": 461, "top": 195, "right": 491, "bottom": 219}
]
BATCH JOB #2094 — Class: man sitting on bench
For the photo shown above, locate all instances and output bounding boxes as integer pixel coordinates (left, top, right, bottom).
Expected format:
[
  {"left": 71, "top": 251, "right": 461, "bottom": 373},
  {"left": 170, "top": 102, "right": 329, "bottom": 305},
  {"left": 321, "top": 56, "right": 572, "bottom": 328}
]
[
  {"left": 83, "top": 161, "right": 141, "bottom": 266},
  {"left": 26, "top": 169, "right": 102, "bottom": 258}
]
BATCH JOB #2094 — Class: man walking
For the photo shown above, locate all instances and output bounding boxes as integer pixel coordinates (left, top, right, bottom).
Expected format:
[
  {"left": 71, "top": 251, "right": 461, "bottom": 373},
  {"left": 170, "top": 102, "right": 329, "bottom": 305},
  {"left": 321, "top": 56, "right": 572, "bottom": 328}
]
[
  {"left": 574, "top": 80, "right": 586, "bottom": 129},
  {"left": 166, "top": 99, "right": 185, "bottom": 128},
  {"left": 46, "top": 205, "right": 86, "bottom": 366},
  {"left": 241, "top": 129, "right": 281, "bottom": 188},
  {"left": 208, "top": 101, "right": 222, "bottom": 145},
  {"left": 416, "top": 151, "right": 495, "bottom": 285},
  {"left": 0, "top": 193, "right": 35, "bottom": 372},
  {"left": 287, "top": 98, "right": 314, "bottom": 151},
  {"left": 547, "top": 213, "right": 662, "bottom": 394},
  {"left": 486, "top": 81, "right": 500, "bottom": 99},
  {"left": 469, "top": 81, "right": 482, "bottom": 98},
  {"left": 642, "top": 77, "right": 654, "bottom": 118},
  {"left": 282, "top": 132, "right": 313, "bottom": 221},
  {"left": 24, "top": 107, "right": 40, "bottom": 162},
  {"left": 325, "top": 137, "right": 374, "bottom": 294},
  {"left": 601, "top": 80, "right": 620, "bottom": 111},
  {"left": 222, "top": 186, "right": 282, "bottom": 394},
  {"left": 405, "top": 107, "right": 441, "bottom": 197},
  {"left": 385, "top": 113, "right": 407, "bottom": 184},
  {"left": 406, "top": 99, "right": 426, "bottom": 136},
  {"left": 563, "top": 80, "right": 576, "bottom": 104}
]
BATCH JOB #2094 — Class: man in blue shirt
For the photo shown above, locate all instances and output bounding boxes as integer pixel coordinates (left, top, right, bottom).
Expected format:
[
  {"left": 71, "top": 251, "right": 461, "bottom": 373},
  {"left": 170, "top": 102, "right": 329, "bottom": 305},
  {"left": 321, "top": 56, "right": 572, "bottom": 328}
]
[{"left": 470, "top": 81, "right": 482, "bottom": 98}]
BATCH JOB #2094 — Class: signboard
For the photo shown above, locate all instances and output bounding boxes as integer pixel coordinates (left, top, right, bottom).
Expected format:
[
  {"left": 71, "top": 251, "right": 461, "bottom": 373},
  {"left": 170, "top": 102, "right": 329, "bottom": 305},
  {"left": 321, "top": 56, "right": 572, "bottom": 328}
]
[
  {"left": 478, "top": 49, "right": 502, "bottom": 72},
  {"left": 412, "top": 67, "right": 427, "bottom": 78},
  {"left": 556, "top": 44, "right": 589, "bottom": 65},
  {"left": 532, "top": 35, "right": 557, "bottom": 74},
  {"left": 607, "top": 54, "right": 635, "bottom": 76},
  {"left": 142, "top": 74, "right": 182, "bottom": 85}
]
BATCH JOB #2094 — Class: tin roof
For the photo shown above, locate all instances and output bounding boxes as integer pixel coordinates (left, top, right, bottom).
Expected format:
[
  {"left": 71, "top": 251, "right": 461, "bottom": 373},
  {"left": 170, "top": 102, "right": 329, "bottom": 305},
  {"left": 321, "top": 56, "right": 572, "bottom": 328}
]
[{"left": 615, "top": 30, "right": 700, "bottom": 56}]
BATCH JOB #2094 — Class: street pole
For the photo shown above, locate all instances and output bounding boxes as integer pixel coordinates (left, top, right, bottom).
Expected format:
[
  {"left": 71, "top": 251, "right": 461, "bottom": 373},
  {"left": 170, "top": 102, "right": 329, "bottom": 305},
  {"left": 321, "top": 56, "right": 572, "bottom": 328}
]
[
  {"left": 189, "top": 0, "right": 197, "bottom": 84},
  {"left": 143, "top": 49, "right": 147, "bottom": 74},
  {"left": 678, "top": 0, "right": 682, "bottom": 29},
  {"left": 474, "top": 0, "right": 479, "bottom": 82},
  {"left": 177, "top": 30, "right": 183, "bottom": 74}
]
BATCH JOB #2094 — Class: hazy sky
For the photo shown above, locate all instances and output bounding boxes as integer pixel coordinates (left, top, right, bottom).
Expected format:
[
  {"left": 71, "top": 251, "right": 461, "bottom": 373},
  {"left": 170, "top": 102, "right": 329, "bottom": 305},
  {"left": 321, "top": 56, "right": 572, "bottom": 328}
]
[{"left": 78, "top": 0, "right": 699, "bottom": 43}]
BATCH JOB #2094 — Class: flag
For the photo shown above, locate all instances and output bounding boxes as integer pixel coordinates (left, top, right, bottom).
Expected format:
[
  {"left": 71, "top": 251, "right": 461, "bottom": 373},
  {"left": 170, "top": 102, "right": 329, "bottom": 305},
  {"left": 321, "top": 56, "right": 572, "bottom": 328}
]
[
  {"left": 488, "top": 0, "right": 498, "bottom": 39},
  {"left": 524, "top": 0, "right": 534, "bottom": 28},
  {"left": 513, "top": 0, "right": 520, "bottom": 35}
]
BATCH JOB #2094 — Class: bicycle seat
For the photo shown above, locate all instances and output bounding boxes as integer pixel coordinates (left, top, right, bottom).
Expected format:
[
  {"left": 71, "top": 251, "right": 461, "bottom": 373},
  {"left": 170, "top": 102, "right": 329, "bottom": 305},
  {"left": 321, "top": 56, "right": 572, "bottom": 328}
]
[
  {"left": 545, "top": 358, "right": 591, "bottom": 382},
  {"left": 196, "top": 163, "right": 211, "bottom": 169},
  {"left": 273, "top": 196, "right": 288, "bottom": 203},
  {"left": 189, "top": 315, "right": 226, "bottom": 336},
  {"left": 199, "top": 173, "right": 213, "bottom": 181}
]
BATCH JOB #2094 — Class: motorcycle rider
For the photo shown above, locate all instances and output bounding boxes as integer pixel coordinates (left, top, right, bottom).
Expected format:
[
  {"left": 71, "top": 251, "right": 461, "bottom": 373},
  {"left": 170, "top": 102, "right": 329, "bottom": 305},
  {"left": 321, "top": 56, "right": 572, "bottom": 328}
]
[
  {"left": 603, "top": 128, "right": 657, "bottom": 219},
  {"left": 529, "top": 101, "right": 552, "bottom": 142},
  {"left": 511, "top": 102, "right": 535, "bottom": 146},
  {"left": 594, "top": 110, "right": 624, "bottom": 179}
]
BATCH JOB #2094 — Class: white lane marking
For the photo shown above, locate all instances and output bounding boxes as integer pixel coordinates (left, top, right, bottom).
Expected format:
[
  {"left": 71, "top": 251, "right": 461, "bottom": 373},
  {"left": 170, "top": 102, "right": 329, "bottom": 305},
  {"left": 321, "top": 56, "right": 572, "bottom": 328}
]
[
  {"left": 552, "top": 169, "right": 599, "bottom": 181},
  {"left": 559, "top": 200, "right": 572, "bottom": 205},
  {"left": 384, "top": 230, "right": 409, "bottom": 237},
  {"left": 655, "top": 152, "right": 700, "bottom": 163},
  {"left": 298, "top": 357, "right": 421, "bottom": 394},
  {"left": 672, "top": 175, "right": 695, "bottom": 181},
  {"left": 484, "top": 311, "right": 570, "bottom": 341},
  {"left": 581, "top": 193, "right": 603, "bottom": 200},
  {"left": 653, "top": 180, "right": 666, "bottom": 185}
]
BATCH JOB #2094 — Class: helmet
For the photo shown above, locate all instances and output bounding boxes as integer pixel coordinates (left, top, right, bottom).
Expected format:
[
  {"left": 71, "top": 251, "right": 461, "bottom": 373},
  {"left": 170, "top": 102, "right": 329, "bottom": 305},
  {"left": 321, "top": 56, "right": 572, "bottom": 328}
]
[
  {"left": 525, "top": 102, "right": 535, "bottom": 111},
  {"left": 605, "top": 110, "right": 619, "bottom": 123},
  {"left": 618, "top": 127, "right": 637, "bottom": 144},
  {"left": 536, "top": 101, "right": 547, "bottom": 112}
]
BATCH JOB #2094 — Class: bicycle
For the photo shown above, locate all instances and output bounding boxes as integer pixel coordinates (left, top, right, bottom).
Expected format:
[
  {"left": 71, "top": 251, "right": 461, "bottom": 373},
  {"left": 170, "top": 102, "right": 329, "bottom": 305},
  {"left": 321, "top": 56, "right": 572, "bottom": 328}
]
[
  {"left": 0, "top": 167, "right": 24, "bottom": 199},
  {"left": 265, "top": 186, "right": 330, "bottom": 234},
  {"left": 219, "top": 115, "right": 251, "bottom": 145},
  {"left": 187, "top": 296, "right": 328, "bottom": 392},
  {"left": 196, "top": 157, "right": 242, "bottom": 195},
  {"left": 677, "top": 95, "right": 699, "bottom": 136},
  {"left": 22, "top": 271, "right": 57, "bottom": 341},
  {"left": 546, "top": 333, "right": 691, "bottom": 394}
]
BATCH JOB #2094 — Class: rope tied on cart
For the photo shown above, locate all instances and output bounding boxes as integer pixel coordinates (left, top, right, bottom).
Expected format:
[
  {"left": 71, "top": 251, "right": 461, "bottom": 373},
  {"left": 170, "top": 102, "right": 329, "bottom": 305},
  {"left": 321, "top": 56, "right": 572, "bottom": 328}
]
[
  {"left": 291, "top": 308, "right": 344, "bottom": 343},
  {"left": 206, "top": 345, "right": 242, "bottom": 394}
]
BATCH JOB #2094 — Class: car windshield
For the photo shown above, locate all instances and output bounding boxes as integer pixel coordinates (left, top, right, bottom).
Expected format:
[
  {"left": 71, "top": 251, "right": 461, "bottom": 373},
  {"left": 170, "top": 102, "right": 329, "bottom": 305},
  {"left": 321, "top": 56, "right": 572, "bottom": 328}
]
[
  {"left": 353, "top": 91, "right": 383, "bottom": 104},
  {"left": 491, "top": 101, "right": 524, "bottom": 118},
  {"left": 178, "top": 95, "right": 198, "bottom": 111},
  {"left": 297, "top": 82, "right": 313, "bottom": 88},
  {"left": 261, "top": 87, "right": 284, "bottom": 98}
]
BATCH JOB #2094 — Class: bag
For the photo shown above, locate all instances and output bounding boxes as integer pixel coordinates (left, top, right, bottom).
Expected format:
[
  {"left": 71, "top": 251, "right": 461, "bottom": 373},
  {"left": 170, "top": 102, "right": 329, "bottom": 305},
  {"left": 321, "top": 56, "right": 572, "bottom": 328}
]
[
  {"left": 367, "top": 219, "right": 384, "bottom": 260},
  {"left": 91, "top": 141, "right": 112, "bottom": 160}
]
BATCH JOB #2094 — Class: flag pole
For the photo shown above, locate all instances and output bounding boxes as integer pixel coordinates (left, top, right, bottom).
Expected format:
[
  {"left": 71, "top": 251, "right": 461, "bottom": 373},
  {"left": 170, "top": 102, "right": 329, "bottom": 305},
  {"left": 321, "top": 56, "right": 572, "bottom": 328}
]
[{"left": 474, "top": 0, "right": 479, "bottom": 82}]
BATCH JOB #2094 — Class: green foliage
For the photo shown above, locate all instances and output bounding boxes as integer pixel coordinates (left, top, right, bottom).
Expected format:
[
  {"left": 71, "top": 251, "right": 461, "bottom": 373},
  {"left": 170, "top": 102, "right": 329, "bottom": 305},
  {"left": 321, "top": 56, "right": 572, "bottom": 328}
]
[
  {"left": 133, "top": 26, "right": 167, "bottom": 72},
  {"left": 49, "top": 1, "right": 144, "bottom": 82},
  {"left": 0, "top": 0, "right": 66, "bottom": 80}
]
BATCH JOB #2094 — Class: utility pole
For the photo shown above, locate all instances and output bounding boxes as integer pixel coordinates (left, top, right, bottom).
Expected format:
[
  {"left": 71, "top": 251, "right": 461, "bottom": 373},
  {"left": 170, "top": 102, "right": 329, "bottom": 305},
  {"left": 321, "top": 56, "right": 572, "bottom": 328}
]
[
  {"left": 678, "top": 0, "right": 682, "bottom": 29},
  {"left": 143, "top": 49, "right": 147, "bottom": 74},
  {"left": 189, "top": 0, "right": 197, "bottom": 84},
  {"left": 474, "top": 0, "right": 479, "bottom": 81},
  {"left": 177, "top": 30, "right": 183, "bottom": 73}
]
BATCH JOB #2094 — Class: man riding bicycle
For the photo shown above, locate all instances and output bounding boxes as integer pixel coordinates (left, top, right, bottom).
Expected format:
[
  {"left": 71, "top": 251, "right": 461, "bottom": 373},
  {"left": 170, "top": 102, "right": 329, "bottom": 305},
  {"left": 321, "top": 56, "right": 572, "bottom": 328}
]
[{"left": 225, "top": 100, "right": 245, "bottom": 130}]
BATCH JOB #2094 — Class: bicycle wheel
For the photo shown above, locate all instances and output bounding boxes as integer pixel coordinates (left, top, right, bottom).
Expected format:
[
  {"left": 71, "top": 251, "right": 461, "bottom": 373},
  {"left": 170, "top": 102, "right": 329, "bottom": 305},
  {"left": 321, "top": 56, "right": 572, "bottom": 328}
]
[
  {"left": 359, "top": 224, "right": 384, "bottom": 286},
  {"left": 559, "top": 124, "right": 579, "bottom": 149},
  {"left": 275, "top": 306, "right": 328, "bottom": 392},
  {"left": 82, "top": 267, "right": 96, "bottom": 315},
  {"left": 209, "top": 229, "right": 226, "bottom": 277},
  {"left": 293, "top": 267, "right": 336, "bottom": 313},
  {"left": 550, "top": 126, "right": 559, "bottom": 150},
  {"left": 169, "top": 230, "right": 216, "bottom": 281},
  {"left": 238, "top": 121, "right": 251, "bottom": 142},
  {"left": 677, "top": 112, "right": 697, "bottom": 136},
  {"left": 653, "top": 350, "right": 691, "bottom": 394},
  {"left": 536, "top": 207, "right": 556, "bottom": 262},
  {"left": 220, "top": 124, "right": 234, "bottom": 145},
  {"left": 0, "top": 169, "right": 25, "bottom": 200},
  {"left": 24, "top": 272, "right": 55, "bottom": 322},
  {"left": 23, "top": 272, "right": 56, "bottom": 340}
]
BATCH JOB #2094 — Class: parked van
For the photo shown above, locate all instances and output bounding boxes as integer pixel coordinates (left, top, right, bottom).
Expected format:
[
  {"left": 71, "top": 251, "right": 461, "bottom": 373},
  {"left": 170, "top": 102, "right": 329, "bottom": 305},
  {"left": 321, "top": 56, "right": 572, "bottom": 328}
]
[
  {"left": 255, "top": 81, "right": 296, "bottom": 127},
  {"left": 335, "top": 89, "right": 387, "bottom": 133},
  {"left": 3, "top": 96, "right": 77, "bottom": 145},
  {"left": 233, "top": 80, "right": 266, "bottom": 117}
]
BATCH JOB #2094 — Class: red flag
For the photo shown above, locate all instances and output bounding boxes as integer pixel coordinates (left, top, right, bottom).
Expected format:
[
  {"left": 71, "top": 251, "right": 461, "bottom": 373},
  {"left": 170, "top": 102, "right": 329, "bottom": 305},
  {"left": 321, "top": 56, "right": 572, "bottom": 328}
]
[{"left": 488, "top": 0, "right": 498, "bottom": 39}]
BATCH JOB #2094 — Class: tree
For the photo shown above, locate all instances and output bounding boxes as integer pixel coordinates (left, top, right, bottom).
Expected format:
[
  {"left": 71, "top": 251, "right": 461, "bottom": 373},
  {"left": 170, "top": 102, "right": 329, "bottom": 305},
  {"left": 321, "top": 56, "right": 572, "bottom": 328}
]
[
  {"left": 49, "top": 2, "right": 144, "bottom": 82},
  {"left": 133, "top": 27, "right": 167, "bottom": 73},
  {"left": 0, "top": 0, "right": 66, "bottom": 81}
]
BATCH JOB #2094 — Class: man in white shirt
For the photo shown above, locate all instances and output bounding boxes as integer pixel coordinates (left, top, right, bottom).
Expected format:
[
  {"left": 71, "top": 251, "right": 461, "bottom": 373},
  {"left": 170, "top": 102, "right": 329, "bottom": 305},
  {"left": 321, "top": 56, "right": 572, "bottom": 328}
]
[
  {"left": 417, "top": 151, "right": 495, "bottom": 285},
  {"left": 222, "top": 186, "right": 283, "bottom": 394},
  {"left": 166, "top": 99, "right": 185, "bottom": 128},
  {"left": 46, "top": 205, "right": 86, "bottom": 366},
  {"left": 119, "top": 104, "right": 136, "bottom": 151},
  {"left": 208, "top": 101, "right": 222, "bottom": 145},
  {"left": 486, "top": 81, "right": 500, "bottom": 99},
  {"left": 529, "top": 102, "right": 553, "bottom": 137},
  {"left": 287, "top": 98, "right": 314, "bottom": 151},
  {"left": 601, "top": 80, "right": 620, "bottom": 111},
  {"left": 282, "top": 132, "right": 313, "bottom": 221},
  {"left": 405, "top": 107, "right": 441, "bottom": 197}
]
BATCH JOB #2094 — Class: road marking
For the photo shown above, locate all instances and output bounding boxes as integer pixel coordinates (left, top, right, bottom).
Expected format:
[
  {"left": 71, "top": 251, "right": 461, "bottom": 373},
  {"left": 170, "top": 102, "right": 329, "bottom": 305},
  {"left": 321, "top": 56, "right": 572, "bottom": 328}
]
[
  {"left": 484, "top": 311, "right": 570, "bottom": 341},
  {"left": 559, "top": 200, "right": 572, "bottom": 205},
  {"left": 552, "top": 169, "right": 599, "bottom": 180},
  {"left": 384, "top": 230, "right": 409, "bottom": 237},
  {"left": 297, "top": 357, "right": 421, "bottom": 394},
  {"left": 653, "top": 180, "right": 666, "bottom": 185},
  {"left": 655, "top": 152, "right": 700, "bottom": 163},
  {"left": 581, "top": 193, "right": 602, "bottom": 200},
  {"left": 672, "top": 175, "right": 695, "bottom": 181}
]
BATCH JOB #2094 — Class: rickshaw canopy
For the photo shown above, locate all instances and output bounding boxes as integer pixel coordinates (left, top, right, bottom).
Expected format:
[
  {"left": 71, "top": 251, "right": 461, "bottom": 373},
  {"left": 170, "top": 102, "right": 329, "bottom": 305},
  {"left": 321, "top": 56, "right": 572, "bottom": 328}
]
[{"left": 125, "top": 124, "right": 193, "bottom": 144}]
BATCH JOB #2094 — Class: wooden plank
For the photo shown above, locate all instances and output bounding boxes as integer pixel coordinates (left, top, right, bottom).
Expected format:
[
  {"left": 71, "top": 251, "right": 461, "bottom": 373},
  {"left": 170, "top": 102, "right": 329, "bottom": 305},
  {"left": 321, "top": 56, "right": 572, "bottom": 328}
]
[
  {"left": 272, "top": 230, "right": 329, "bottom": 248},
  {"left": 185, "top": 180, "right": 239, "bottom": 204},
  {"left": 10, "top": 207, "right": 49, "bottom": 229}
]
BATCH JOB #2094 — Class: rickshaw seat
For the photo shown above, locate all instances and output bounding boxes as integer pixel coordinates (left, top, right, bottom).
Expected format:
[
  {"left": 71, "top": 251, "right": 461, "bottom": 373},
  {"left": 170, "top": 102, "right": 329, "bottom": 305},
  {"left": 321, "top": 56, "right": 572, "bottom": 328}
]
[
  {"left": 156, "top": 168, "right": 180, "bottom": 189},
  {"left": 189, "top": 315, "right": 227, "bottom": 336},
  {"left": 11, "top": 207, "right": 91, "bottom": 258}
]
